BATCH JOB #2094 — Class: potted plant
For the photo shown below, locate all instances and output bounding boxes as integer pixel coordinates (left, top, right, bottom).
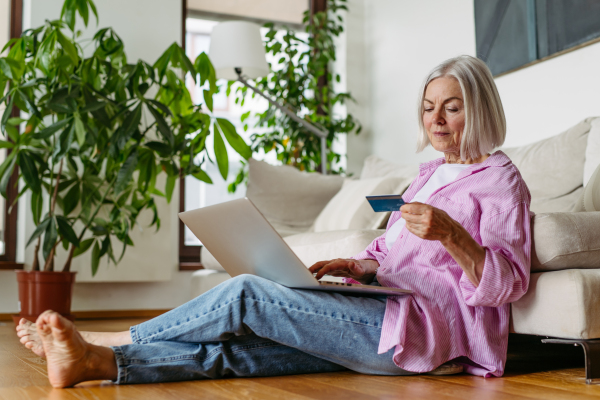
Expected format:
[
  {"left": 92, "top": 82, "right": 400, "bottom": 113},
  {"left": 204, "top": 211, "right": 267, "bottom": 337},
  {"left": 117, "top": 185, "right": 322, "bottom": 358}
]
[
  {"left": 0, "top": 0, "right": 250, "bottom": 322},
  {"left": 228, "top": 0, "right": 360, "bottom": 193}
]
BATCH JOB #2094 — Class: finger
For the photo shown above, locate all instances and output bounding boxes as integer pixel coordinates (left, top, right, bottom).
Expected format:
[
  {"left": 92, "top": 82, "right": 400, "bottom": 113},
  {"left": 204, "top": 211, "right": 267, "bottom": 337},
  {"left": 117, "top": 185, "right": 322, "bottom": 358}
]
[
  {"left": 400, "top": 203, "right": 430, "bottom": 215},
  {"left": 308, "top": 260, "right": 332, "bottom": 273},
  {"left": 315, "top": 259, "right": 355, "bottom": 280}
]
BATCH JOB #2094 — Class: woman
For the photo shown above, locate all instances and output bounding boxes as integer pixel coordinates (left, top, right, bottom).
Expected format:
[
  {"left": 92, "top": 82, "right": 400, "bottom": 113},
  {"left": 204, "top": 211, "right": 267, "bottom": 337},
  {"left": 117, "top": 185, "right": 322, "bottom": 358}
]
[{"left": 16, "top": 55, "right": 531, "bottom": 388}]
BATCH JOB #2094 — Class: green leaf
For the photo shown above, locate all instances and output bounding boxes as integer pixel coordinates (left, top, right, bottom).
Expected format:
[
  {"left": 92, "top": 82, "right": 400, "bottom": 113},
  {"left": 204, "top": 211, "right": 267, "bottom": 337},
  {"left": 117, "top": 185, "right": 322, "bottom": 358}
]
[
  {"left": 0, "top": 150, "right": 16, "bottom": 198},
  {"left": 147, "top": 103, "right": 173, "bottom": 146},
  {"left": 80, "top": 101, "right": 106, "bottom": 113},
  {"left": 53, "top": 122, "right": 75, "bottom": 161},
  {"left": 42, "top": 217, "right": 58, "bottom": 261},
  {"left": 165, "top": 175, "right": 176, "bottom": 203},
  {"left": 27, "top": 217, "right": 51, "bottom": 248},
  {"left": 18, "top": 152, "right": 41, "bottom": 194},
  {"left": 1, "top": 94, "right": 14, "bottom": 133},
  {"left": 74, "top": 115, "right": 86, "bottom": 146},
  {"left": 122, "top": 103, "right": 142, "bottom": 135},
  {"left": 56, "top": 29, "right": 79, "bottom": 64},
  {"left": 87, "top": 0, "right": 98, "bottom": 23},
  {"left": 0, "top": 140, "right": 13, "bottom": 149},
  {"left": 73, "top": 238, "right": 94, "bottom": 258},
  {"left": 17, "top": 91, "right": 42, "bottom": 119},
  {"left": 176, "top": 45, "right": 196, "bottom": 81},
  {"left": 213, "top": 123, "right": 228, "bottom": 179},
  {"left": 217, "top": 118, "right": 252, "bottom": 159},
  {"left": 56, "top": 215, "right": 80, "bottom": 247},
  {"left": 145, "top": 141, "right": 171, "bottom": 156},
  {"left": 0, "top": 59, "right": 13, "bottom": 79},
  {"left": 31, "top": 190, "right": 43, "bottom": 226},
  {"left": 62, "top": 182, "right": 80, "bottom": 215},
  {"left": 76, "top": 0, "right": 89, "bottom": 26},
  {"left": 91, "top": 240, "right": 100, "bottom": 276},
  {"left": 61, "top": 0, "right": 77, "bottom": 31},
  {"left": 203, "top": 89, "right": 213, "bottom": 112},
  {"left": 32, "top": 118, "right": 72, "bottom": 140},
  {"left": 192, "top": 169, "right": 212, "bottom": 184},
  {"left": 114, "top": 148, "right": 138, "bottom": 194}
]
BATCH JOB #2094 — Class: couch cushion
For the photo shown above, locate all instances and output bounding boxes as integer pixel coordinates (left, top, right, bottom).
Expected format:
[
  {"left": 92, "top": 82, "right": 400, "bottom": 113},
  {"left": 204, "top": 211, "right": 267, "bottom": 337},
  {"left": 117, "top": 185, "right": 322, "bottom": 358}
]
[
  {"left": 360, "top": 155, "right": 419, "bottom": 180},
  {"left": 503, "top": 118, "right": 593, "bottom": 213},
  {"left": 284, "top": 229, "right": 385, "bottom": 268},
  {"left": 532, "top": 212, "right": 600, "bottom": 272},
  {"left": 585, "top": 118, "right": 600, "bottom": 187},
  {"left": 584, "top": 163, "right": 600, "bottom": 212},
  {"left": 245, "top": 158, "right": 344, "bottom": 237},
  {"left": 512, "top": 269, "right": 600, "bottom": 339},
  {"left": 312, "top": 176, "right": 411, "bottom": 232}
]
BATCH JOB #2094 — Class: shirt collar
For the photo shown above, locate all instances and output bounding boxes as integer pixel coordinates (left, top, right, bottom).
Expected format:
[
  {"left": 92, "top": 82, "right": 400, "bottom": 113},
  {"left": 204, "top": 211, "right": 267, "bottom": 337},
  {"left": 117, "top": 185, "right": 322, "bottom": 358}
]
[{"left": 418, "top": 150, "right": 511, "bottom": 175}]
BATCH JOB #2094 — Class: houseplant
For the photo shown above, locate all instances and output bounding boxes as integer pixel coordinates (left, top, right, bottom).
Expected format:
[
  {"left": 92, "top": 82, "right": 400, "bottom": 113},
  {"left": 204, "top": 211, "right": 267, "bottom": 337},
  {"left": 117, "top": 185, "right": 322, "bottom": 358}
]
[
  {"left": 0, "top": 0, "right": 250, "bottom": 321},
  {"left": 228, "top": 0, "right": 360, "bottom": 193}
]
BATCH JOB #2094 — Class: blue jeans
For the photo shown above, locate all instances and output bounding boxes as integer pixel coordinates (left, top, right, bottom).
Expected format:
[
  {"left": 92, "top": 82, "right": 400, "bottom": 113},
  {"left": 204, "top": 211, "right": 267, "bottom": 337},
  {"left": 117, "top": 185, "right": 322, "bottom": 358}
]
[{"left": 111, "top": 275, "right": 413, "bottom": 384}]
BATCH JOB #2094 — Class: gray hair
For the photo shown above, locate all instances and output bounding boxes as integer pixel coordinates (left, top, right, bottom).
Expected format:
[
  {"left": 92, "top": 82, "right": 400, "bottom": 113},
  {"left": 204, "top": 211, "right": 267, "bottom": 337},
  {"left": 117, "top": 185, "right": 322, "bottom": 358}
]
[{"left": 416, "top": 55, "right": 506, "bottom": 161}]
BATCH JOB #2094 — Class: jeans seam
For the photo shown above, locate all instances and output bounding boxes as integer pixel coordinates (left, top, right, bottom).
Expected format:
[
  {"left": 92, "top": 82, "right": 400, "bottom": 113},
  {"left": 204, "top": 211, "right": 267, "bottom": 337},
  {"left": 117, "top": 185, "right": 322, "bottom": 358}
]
[
  {"left": 248, "top": 295, "right": 382, "bottom": 328},
  {"left": 123, "top": 340, "right": 283, "bottom": 365},
  {"left": 138, "top": 296, "right": 244, "bottom": 343}
]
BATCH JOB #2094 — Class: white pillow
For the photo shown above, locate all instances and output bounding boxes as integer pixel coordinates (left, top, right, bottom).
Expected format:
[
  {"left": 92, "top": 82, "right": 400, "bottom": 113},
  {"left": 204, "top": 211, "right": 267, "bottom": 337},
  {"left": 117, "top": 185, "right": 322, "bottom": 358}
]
[
  {"left": 312, "top": 176, "right": 411, "bottom": 232},
  {"left": 360, "top": 155, "right": 419, "bottom": 180},
  {"left": 584, "top": 118, "right": 600, "bottom": 187},
  {"left": 245, "top": 158, "right": 344, "bottom": 237},
  {"left": 584, "top": 162, "right": 600, "bottom": 211}
]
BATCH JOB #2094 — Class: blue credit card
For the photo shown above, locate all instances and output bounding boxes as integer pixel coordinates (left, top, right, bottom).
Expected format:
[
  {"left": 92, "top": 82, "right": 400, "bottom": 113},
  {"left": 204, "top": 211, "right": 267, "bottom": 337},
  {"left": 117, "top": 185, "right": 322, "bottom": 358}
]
[{"left": 366, "top": 194, "right": 405, "bottom": 212}]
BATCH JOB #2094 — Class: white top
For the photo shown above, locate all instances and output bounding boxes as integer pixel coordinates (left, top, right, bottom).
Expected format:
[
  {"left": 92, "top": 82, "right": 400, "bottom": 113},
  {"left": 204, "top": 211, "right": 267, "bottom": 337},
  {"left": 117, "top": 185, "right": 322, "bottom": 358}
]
[{"left": 385, "top": 163, "right": 473, "bottom": 251}]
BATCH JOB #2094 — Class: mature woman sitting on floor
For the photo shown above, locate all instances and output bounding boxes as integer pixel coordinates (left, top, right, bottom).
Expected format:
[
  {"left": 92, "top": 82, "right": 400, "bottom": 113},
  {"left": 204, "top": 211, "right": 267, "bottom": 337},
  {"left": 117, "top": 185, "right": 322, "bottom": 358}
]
[{"left": 16, "top": 55, "right": 531, "bottom": 388}]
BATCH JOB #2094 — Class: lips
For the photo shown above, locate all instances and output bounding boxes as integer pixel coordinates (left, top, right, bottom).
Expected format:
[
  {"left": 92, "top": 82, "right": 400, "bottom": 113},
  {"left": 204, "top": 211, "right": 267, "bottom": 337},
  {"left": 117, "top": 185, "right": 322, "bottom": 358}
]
[{"left": 434, "top": 131, "right": 450, "bottom": 137}]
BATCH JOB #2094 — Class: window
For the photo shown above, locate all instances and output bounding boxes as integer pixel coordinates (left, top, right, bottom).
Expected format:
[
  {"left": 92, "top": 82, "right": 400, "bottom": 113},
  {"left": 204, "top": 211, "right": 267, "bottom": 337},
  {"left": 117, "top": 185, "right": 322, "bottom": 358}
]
[
  {"left": 179, "top": 1, "right": 310, "bottom": 268},
  {"left": 0, "top": 0, "right": 22, "bottom": 269}
]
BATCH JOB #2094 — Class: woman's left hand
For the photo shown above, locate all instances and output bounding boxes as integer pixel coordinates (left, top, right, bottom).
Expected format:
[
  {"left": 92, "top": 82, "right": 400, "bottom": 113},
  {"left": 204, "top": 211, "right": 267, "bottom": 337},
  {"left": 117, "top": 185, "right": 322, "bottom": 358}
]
[{"left": 400, "top": 202, "right": 458, "bottom": 244}]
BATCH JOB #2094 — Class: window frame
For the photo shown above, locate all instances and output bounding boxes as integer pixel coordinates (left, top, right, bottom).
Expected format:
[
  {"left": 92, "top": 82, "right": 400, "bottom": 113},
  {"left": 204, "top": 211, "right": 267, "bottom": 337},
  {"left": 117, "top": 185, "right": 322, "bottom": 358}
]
[{"left": 0, "top": 0, "right": 23, "bottom": 270}]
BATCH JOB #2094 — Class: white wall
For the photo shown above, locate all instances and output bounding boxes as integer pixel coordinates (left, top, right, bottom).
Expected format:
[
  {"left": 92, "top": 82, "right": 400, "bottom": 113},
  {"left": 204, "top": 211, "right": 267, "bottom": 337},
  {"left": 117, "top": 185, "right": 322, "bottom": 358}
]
[
  {"left": 346, "top": 0, "right": 476, "bottom": 173},
  {"left": 496, "top": 42, "right": 600, "bottom": 147},
  {"left": 345, "top": 0, "right": 600, "bottom": 171},
  {"left": 0, "top": 0, "right": 197, "bottom": 314}
]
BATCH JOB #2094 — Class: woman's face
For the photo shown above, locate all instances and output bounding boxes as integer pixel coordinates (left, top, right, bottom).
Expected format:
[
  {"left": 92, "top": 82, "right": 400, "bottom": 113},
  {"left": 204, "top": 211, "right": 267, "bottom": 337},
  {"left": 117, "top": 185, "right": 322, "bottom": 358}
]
[{"left": 422, "top": 76, "right": 465, "bottom": 156}]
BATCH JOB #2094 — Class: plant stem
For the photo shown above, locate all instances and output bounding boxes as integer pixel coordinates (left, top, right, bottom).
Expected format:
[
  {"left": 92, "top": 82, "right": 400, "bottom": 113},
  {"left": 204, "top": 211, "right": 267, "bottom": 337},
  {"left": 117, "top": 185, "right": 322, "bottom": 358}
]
[
  {"left": 50, "top": 159, "right": 63, "bottom": 215},
  {"left": 62, "top": 243, "right": 76, "bottom": 273},
  {"left": 43, "top": 159, "right": 63, "bottom": 272},
  {"left": 31, "top": 236, "right": 41, "bottom": 271},
  {"left": 62, "top": 175, "right": 117, "bottom": 272},
  {"left": 43, "top": 239, "right": 62, "bottom": 272}
]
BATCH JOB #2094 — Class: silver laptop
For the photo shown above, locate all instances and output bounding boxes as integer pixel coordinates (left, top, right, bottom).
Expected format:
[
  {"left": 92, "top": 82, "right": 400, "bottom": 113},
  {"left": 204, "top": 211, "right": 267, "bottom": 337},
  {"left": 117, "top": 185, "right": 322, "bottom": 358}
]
[{"left": 179, "top": 198, "right": 412, "bottom": 297}]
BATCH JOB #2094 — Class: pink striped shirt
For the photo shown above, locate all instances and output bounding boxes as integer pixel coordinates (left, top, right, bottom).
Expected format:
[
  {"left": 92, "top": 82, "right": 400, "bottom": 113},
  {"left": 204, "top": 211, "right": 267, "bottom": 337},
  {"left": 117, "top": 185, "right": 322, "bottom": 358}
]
[{"left": 351, "top": 151, "right": 531, "bottom": 377}]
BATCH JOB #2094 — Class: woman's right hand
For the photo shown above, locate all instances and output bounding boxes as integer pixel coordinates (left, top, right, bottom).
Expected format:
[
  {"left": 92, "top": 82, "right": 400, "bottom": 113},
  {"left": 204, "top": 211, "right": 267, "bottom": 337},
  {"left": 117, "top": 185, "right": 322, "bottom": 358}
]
[{"left": 308, "top": 258, "right": 379, "bottom": 285}]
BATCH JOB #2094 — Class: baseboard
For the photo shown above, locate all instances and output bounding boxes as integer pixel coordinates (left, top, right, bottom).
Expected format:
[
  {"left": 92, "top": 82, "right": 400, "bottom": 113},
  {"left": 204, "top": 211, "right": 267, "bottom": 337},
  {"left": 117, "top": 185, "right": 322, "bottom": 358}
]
[{"left": 0, "top": 309, "right": 170, "bottom": 321}]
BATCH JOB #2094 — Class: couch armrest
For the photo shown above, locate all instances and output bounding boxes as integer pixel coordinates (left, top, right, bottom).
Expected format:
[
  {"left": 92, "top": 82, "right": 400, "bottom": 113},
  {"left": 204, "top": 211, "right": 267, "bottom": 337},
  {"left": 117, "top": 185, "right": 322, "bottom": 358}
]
[{"left": 532, "top": 211, "right": 600, "bottom": 272}]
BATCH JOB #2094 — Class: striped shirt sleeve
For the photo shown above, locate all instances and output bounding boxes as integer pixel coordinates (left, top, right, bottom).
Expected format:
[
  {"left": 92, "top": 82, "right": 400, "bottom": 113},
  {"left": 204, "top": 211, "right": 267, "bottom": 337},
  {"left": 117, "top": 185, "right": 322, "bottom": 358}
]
[{"left": 459, "top": 202, "right": 531, "bottom": 307}]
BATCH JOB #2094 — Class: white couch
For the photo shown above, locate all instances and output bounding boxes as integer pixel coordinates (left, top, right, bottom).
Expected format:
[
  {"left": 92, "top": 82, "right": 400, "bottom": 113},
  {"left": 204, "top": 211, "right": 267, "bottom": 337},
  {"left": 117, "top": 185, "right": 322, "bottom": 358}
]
[{"left": 192, "top": 117, "right": 600, "bottom": 383}]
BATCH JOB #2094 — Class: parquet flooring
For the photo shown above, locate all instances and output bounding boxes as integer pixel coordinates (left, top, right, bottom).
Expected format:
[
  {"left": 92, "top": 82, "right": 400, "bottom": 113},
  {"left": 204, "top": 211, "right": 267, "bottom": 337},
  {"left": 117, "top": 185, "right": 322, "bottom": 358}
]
[{"left": 1, "top": 318, "right": 599, "bottom": 399}]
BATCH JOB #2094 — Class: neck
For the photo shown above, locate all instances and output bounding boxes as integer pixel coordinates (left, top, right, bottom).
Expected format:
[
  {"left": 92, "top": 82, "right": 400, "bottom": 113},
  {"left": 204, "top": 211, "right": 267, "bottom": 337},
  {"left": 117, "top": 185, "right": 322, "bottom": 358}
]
[{"left": 444, "top": 152, "right": 490, "bottom": 165}]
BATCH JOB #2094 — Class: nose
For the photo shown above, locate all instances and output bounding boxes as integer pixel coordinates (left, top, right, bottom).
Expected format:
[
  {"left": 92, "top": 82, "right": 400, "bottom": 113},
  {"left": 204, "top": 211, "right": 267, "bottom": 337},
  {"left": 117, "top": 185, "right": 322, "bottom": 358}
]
[{"left": 431, "top": 109, "right": 445, "bottom": 125}]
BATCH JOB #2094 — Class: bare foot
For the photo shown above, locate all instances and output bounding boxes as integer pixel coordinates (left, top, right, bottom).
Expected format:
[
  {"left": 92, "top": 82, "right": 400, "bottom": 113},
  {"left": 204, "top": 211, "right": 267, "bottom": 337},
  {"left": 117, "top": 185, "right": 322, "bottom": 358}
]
[
  {"left": 80, "top": 330, "right": 133, "bottom": 347},
  {"left": 36, "top": 310, "right": 118, "bottom": 388},
  {"left": 16, "top": 318, "right": 45, "bottom": 357}
]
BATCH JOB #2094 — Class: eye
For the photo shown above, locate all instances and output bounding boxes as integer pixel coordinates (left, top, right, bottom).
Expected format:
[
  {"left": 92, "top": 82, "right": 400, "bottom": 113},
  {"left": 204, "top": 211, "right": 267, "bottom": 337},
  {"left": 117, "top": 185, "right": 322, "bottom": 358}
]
[
  {"left": 424, "top": 108, "right": 433, "bottom": 112},
  {"left": 446, "top": 108, "right": 458, "bottom": 112}
]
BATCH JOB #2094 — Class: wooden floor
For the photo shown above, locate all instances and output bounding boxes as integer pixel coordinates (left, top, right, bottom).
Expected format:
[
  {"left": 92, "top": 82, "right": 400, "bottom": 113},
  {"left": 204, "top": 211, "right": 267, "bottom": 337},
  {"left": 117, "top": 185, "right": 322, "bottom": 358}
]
[{"left": 1, "top": 318, "right": 600, "bottom": 400}]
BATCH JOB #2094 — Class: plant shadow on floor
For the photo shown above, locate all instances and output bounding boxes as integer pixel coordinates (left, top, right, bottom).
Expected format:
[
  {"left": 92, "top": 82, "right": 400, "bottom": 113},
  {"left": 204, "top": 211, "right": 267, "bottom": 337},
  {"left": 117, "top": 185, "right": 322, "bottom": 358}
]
[{"left": 504, "top": 333, "right": 584, "bottom": 375}]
